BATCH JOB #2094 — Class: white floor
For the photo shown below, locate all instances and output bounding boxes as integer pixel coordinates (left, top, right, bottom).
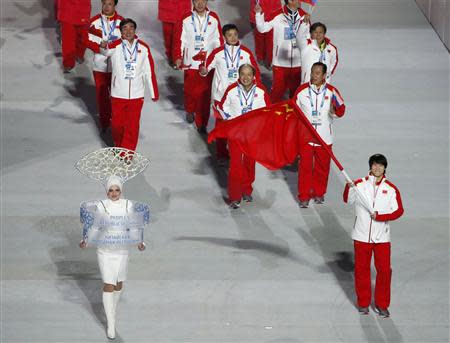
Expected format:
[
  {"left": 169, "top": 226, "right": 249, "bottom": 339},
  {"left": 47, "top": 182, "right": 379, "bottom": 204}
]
[{"left": 1, "top": 0, "right": 449, "bottom": 342}]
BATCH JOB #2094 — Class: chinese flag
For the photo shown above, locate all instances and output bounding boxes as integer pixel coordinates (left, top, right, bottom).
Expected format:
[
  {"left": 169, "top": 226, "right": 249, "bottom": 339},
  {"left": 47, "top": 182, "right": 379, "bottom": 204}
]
[{"left": 208, "top": 100, "right": 320, "bottom": 170}]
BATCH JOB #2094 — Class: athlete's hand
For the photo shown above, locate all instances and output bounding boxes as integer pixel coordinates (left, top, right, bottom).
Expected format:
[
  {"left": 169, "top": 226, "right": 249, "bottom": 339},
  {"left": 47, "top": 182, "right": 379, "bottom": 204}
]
[
  {"left": 370, "top": 212, "right": 377, "bottom": 220},
  {"left": 303, "top": 14, "right": 311, "bottom": 23},
  {"left": 100, "top": 41, "right": 107, "bottom": 49},
  {"left": 254, "top": 3, "right": 262, "bottom": 13},
  {"left": 138, "top": 242, "right": 146, "bottom": 251},
  {"left": 79, "top": 240, "right": 87, "bottom": 249},
  {"left": 174, "top": 59, "right": 182, "bottom": 69},
  {"left": 199, "top": 65, "right": 208, "bottom": 76}
]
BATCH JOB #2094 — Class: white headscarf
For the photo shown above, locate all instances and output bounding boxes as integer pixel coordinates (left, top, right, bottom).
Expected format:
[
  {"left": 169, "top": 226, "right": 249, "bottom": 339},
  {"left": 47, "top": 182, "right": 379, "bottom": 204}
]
[{"left": 105, "top": 175, "right": 123, "bottom": 192}]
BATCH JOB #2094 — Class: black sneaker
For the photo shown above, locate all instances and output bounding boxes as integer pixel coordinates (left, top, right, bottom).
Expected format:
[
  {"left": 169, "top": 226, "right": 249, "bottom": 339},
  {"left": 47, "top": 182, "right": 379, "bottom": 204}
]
[
  {"left": 375, "top": 307, "right": 390, "bottom": 318},
  {"left": 242, "top": 195, "right": 253, "bottom": 203},
  {"left": 299, "top": 200, "right": 309, "bottom": 208},
  {"left": 186, "top": 112, "right": 195, "bottom": 123},
  {"left": 197, "top": 126, "right": 207, "bottom": 135},
  {"left": 358, "top": 306, "right": 369, "bottom": 315},
  {"left": 229, "top": 201, "right": 240, "bottom": 209},
  {"left": 314, "top": 196, "right": 325, "bottom": 204}
]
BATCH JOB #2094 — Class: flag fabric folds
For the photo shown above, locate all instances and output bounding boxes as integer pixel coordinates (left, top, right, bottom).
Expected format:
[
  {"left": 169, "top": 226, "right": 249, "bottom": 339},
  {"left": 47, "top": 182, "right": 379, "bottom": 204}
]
[{"left": 208, "top": 100, "right": 320, "bottom": 170}]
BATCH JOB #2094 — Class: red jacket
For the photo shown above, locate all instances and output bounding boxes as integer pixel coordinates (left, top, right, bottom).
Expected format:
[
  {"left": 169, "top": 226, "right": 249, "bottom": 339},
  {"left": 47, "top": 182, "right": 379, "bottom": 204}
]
[
  {"left": 249, "top": 0, "right": 282, "bottom": 23},
  {"left": 57, "top": 0, "right": 91, "bottom": 25},
  {"left": 158, "top": 0, "right": 192, "bottom": 23}
]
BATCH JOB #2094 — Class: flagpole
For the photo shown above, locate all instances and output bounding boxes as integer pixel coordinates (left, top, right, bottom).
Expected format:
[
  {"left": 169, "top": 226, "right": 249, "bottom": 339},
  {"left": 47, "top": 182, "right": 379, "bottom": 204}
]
[{"left": 290, "top": 101, "right": 374, "bottom": 214}]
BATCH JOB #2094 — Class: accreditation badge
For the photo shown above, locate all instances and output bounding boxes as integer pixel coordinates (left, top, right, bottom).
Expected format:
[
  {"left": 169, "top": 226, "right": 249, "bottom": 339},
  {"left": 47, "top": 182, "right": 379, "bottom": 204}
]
[
  {"left": 311, "top": 110, "right": 322, "bottom": 125},
  {"left": 124, "top": 61, "right": 137, "bottom": 79},
  {"left": 284, "top": 27, "right": 292, "bottom": 40},
  {"left": 194, "top": 35, "right": 204, "bottom": 51},
  {"left": 228, "top": 68, "right": 238, "bottom": 80},
  {"left": 242, "top": 106, "right": 252, "bottom": 114}
]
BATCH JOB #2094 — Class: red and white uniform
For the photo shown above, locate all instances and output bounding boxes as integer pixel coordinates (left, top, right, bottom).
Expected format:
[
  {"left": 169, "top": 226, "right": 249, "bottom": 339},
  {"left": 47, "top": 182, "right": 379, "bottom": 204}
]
[
  {"left": 293, "top": 82, "right": 345, "bottom": 201},
  {"left": 249, "top": 0, "right": 281, "bottom": 65},
  {"left": 297, "top": 22, "right": 338, "bottom": 84},
  {"left": 204, "top": 43, "right": 261, "bottom": 103},
  {"left": 173, "top": 9, "right": 223, "bottom": 129},
  {"left": 158, "top": 0, "right": 192, "bottom": 62},
  {"left": 57, "top": 0, "right": 91, "bottom": 69},
  {"left": 103, "top": 38, "right": 159, "bottom": 151},
  {"left": 256, "top": 6, "right": 307, "bottom": 102},
  {"left": 343, "top": 175, "right": 404, "bottom": 309},
  {"left": 84, "top": 12, "right": 123, "bottom": 129},
  {"left": 204, "top": 42, "right": 260, "bottom": 159},
  {"left": 218, "top": 81, "right": 270, "bottom": 202}
]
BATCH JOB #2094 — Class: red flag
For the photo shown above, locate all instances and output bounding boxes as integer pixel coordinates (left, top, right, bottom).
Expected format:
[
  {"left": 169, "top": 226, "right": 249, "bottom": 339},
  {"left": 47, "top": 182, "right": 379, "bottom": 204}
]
[{"left": 208, "top": 100, "right": 320, "bottom": 170}]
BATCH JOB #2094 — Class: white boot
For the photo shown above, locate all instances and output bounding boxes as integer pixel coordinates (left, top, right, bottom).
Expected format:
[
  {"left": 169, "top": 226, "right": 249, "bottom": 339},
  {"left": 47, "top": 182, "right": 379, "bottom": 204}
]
[
  {"left": 103, "top": 292, "right": 116, "bottom": 339},
  {"left": 113, "top": 290, "right": 122, "bottom": 323}
]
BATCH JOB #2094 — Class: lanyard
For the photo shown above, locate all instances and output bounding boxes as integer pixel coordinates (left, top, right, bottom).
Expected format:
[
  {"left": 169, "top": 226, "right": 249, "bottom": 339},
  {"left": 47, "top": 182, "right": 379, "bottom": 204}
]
[
  {"left": 224, "top": 45, "right": 241, "bottom": 70},
  {"left": 191, "top": 12, "right": 209, "bottom": 36},
  {"left": 284, "top": 10, "right": 300, "bottom": 34},
  {"left": 372, "top": 178, "right": 382, "bottom": 206},
  {"left": 308, "top": 84, "right": 327, "bottom": 116},
  {"left": 122, "top": 40, "right": 138, "bottom": 62},
  {"left": 100, "top": 15, "right": 116, "bottom": 41},
  {"left": 238, "top": 84, "right": 256, "bottom": 111}
]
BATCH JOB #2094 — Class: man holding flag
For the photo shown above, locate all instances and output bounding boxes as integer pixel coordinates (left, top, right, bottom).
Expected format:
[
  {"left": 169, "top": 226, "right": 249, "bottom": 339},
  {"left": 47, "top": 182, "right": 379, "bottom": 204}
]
[
  {"left": 293, "top": 61, "right": 345, "bottom": 207},
  {"left": 217, "top": 64, "right": 270, "bottom": 209}
]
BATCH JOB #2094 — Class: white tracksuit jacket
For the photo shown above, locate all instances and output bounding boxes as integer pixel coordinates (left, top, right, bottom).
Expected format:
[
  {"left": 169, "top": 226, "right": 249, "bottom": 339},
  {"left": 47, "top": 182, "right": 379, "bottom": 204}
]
[
  {"left": 343, "top": 175, "right": 404, "bottom": 243},
  {"left": 173, "top": 10, "right": 223, "bottom": 70},
  {"left": 102, "top": 38, "right": 159, "bottom": 100},
  {"left": 293, "top": 82, "right": 345, "bottom": 145},
  {"left": 255, "top": 6, "right": 307, "bottom": 68},
  {"left": 297, "top": 22, "right": 338, "bottom": 84},
  {"left": 218, "top": 81, "right": 270, "bottom": 120},
  {"left": 204, "top": 42, "right": 260, "bottom": 102},
  {"left": 86, "top": 12, "right": 123, "bottom": 72}
]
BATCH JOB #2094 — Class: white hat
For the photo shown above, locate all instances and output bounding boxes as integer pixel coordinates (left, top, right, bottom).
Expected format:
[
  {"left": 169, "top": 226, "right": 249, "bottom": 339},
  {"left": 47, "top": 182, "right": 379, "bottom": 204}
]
[{"left": 106, "top": 175, "right": 123, "bottom": 192}]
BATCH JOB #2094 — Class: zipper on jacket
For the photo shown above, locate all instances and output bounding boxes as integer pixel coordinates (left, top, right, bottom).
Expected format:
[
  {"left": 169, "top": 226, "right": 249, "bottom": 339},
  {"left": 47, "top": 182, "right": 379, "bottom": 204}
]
[
  {"left": 128, "top": 79, "right": 131, "bottom": 99},
  {"left": 353, "top": 216, "right": 357, "bottom": 229},
  {"left": 368, "top": 218, "right": 372, "bottom": 243},
  {"left": 275, "top": 45, "right": 279, "bottom": 57}
]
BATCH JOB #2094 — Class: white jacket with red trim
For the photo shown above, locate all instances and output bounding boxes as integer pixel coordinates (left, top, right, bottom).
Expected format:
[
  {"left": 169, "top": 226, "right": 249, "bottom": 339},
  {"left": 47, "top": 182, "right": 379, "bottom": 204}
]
[
  {"left": 343, "top": 175, "right": 404, "bottom": 243},
  {"left": 255, "top": 6, "right": 307, "bottom": 68},
  {"left": 85, "top": 12, "right": 123, "bottom": 72},
  {"left": 297, "top": 22, "right": 338, "bottom": 83},
  {"left": 293, "top": 82, "right": 345, "bottom": 145},
  {"left": 204, "top": 42, "right": 260, "bottom": 102},
  {"left": 173, "top": 10, "right": 223, "bottom": 70},
  {"left": 103, "top": 38, "right": 159, "bottom": 101},
  {"left": 218, "top": 81, "right": 270, "bottom": 120}
]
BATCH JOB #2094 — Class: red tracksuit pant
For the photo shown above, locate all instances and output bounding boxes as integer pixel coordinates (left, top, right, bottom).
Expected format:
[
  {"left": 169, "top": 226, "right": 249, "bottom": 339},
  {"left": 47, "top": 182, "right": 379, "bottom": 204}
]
[
  {"left": 271, "top": 66, "right": 301, "bottom": 103},
  {"left": 298, "top": 143, "right": 331, "bottom": 201},
  {"left": 61, "top": 21, "right": 87, "bottom": 69},
  {"left": 213, "top": 102, "right": 229, "bottom": 159},
  {"left": 111, "top": 97, "right": 144, "bottom": 151},
  {"left": 184, "top": 70, "right": 213, "bottom": 129},
  {"left": 251, "top": 23, "right": 273, "bottom": 65},
  {"left": 162, "top": 22, "right": 175, "bottom": 62},
  {"left": 93, "top": 71, "right": 112, "bottom": 129},
  {"left": 228, "top": 140, "right": 255, "bottom": 202},
  {"left": 354, "top": 240, "right": 392, "bottom": 309}
]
